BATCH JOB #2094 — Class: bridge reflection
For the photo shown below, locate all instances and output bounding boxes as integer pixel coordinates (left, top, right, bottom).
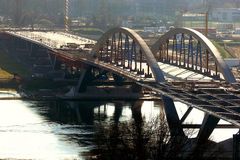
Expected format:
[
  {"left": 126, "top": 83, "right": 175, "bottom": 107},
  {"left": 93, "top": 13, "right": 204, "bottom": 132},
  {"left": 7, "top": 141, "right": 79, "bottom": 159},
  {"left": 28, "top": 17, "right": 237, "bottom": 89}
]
[
  {"left": 26, "top": 100, "right": 148, "bottom": 151},
  {"left": 36, "top": 101, "right": 146, "bottom": 126},
  {"left": 27, "top": 100, "right": 237, "bottom": 159}
]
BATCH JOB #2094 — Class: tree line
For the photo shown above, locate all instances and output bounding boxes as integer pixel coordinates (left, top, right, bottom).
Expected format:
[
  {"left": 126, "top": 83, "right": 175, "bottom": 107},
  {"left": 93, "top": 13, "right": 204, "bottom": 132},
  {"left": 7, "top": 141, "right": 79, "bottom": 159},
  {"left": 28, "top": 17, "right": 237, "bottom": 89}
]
[{"left": 0, "top": 0, "right": 238, "bottom": 29}]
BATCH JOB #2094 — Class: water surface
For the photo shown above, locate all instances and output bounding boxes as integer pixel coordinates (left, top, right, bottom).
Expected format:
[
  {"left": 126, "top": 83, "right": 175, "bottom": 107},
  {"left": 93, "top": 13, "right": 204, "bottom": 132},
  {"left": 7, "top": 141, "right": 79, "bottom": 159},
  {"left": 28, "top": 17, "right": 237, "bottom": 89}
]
[{"left": 0, "top": 91, "right": 237, "bottom": 159}]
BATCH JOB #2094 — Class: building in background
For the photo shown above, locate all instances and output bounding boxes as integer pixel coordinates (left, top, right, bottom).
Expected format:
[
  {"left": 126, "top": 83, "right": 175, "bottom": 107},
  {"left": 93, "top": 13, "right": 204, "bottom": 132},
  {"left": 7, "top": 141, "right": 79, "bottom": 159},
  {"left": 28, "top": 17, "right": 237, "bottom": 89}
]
[{"left": 211, "top": 8, "right": 240, "bottom": 22}]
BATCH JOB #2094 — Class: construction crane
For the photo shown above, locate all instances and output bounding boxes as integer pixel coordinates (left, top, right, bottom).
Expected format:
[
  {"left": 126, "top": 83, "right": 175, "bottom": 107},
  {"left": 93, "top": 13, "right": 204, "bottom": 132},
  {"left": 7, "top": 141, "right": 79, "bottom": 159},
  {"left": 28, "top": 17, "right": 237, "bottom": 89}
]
[
  {"left": 205, "top": 10, "right": 208, "bottom": 36},
  {"left": 182, "top": 8, "right": 209, "bottom": 37},
  {"left": 65, "top": 0, "right": 69, "bottom": 32}
]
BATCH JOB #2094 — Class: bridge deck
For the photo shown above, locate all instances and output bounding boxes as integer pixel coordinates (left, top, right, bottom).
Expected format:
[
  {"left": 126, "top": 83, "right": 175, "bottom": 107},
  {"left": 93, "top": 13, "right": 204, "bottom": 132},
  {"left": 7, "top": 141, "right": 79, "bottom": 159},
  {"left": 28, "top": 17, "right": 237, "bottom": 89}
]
[
  {"left": 6, "top": 31, "right": 96, "bottom": 50},
  {"left": 158, "top": 62, "right": 213, "bottom": 81}
]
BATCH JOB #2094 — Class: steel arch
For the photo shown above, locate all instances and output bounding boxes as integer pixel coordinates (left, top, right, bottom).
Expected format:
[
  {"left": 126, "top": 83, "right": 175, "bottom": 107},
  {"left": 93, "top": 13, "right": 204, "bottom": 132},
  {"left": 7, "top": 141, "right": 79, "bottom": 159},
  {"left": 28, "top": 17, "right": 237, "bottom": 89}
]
[
  {"left": 92, "top": 27, "right": 165, "bottom": 82},
  {"left": 152, "top": 27, "right": 236, "bottom": 83}
]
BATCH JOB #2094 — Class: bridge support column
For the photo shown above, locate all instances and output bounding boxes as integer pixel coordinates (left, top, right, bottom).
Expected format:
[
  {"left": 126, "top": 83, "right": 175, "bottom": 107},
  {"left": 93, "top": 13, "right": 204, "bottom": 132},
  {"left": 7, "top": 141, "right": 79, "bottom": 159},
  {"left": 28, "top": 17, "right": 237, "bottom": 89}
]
[
  {"left": 162, "top": 95, "right": 185, "bottom": 137},
  {"left": 197, "top": 114, "right": 219, "bottom": 144},
  {"left": 233, "top": 132, "right": 240, "bottom": 160},
  {"left": 75, "top": 67, "right": 92, "bottom": 95}
]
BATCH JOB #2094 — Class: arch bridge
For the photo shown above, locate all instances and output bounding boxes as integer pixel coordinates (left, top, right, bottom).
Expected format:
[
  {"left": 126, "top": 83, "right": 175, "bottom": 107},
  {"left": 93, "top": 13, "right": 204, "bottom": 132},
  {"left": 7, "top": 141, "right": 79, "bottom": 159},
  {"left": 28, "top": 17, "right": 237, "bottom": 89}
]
[{"left": 0, "top": 27, "right": 240, "bottom": 144}]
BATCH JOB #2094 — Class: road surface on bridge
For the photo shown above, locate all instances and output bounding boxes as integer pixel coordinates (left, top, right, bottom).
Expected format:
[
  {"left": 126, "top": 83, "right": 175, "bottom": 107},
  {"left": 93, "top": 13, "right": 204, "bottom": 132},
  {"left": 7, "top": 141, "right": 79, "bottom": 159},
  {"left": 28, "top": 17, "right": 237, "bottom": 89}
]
[{"left": 6, "top": 31, "right": 96, "bottom": 50}]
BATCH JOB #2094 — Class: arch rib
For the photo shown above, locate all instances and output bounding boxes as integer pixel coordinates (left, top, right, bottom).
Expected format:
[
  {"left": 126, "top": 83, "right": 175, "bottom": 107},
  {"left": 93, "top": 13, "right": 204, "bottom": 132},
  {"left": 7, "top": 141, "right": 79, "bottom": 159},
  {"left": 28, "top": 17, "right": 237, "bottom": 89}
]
[
  {"left": 92, "top": 27, "right": 165, "bottom": 83},
  {"left": 152, "top": 27, "right": 236, "bottom": 83}
]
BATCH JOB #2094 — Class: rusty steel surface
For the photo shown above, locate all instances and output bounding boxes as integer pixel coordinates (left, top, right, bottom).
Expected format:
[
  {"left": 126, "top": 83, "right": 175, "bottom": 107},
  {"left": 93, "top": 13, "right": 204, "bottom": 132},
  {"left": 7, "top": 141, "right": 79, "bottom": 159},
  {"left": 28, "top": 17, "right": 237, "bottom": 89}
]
[{"left": 152, "top": 27, "right": 236, "bottom": 83}]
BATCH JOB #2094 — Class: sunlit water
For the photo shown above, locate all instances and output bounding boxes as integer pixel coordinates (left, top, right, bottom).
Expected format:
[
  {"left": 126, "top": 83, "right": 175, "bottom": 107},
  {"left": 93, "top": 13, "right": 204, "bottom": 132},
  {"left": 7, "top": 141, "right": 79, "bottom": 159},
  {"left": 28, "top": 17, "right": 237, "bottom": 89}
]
[{"left": 0, "top": 91, "right": 238, "bottom": 159}]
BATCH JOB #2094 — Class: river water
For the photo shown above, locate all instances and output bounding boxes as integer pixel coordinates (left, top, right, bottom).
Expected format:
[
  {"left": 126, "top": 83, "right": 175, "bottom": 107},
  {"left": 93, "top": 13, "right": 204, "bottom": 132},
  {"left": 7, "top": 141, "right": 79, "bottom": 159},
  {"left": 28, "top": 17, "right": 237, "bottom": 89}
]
[{"left": 0, "top": 91, "right": 238, "bottom": 160}]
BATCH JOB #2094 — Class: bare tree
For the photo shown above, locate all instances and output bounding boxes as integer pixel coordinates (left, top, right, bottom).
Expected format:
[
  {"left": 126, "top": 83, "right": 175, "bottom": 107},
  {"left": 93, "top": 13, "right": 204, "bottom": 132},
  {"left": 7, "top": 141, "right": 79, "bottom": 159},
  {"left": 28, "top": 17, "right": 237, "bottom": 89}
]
[
  {"left": 94, "top": 115, "right": 191, "bottom": 160},
  {"left": 93, "top": 112, "right": 225, "bottom": 160}
]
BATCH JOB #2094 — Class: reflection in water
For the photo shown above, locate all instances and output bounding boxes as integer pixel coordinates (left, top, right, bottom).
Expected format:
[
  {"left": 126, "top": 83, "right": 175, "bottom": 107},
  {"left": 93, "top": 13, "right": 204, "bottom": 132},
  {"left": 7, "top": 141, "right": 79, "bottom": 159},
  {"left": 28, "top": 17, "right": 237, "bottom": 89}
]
[
  {"left": 0, "top": 91, "right": 238, "bottom": 159},
  {"left": 0, "top": 100, "right": 80, "bottom": 160},
  {"left": 0, "top": 99, "right": 138, "bottom": 160}
]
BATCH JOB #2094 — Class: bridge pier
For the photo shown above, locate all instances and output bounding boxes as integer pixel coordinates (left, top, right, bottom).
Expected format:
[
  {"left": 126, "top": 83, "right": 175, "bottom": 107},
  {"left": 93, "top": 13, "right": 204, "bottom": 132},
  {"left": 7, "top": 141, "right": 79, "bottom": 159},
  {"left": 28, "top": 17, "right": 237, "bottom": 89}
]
[
  {"left": 197, "top": 114, "right": 220, "bottom": 144},
  {"left": 162, "top": 95, "right": 185, "bottom": 137},
  {"left": 233, "top": 131, "right": 240, "bottom": 160}
]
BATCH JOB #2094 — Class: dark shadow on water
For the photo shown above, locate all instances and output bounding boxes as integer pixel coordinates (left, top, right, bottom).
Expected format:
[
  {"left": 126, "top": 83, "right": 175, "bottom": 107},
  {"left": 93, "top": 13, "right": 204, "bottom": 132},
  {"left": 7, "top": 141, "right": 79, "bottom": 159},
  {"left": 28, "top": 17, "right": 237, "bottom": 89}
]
[
  {"left": 26, "top": 100, "right": 128, "bottom": 154},
  {"left": 30, "top": 101, "right": 106, "bottom": 125}
]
